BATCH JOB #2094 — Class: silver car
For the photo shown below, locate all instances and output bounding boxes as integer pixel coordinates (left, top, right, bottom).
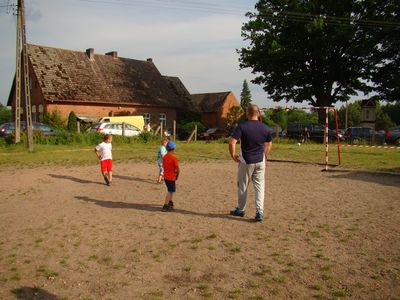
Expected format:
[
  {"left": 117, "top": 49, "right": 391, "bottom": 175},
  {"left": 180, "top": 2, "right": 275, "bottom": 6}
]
[{"left": 91, "top": 122, "right": 141, "bottom": 137}]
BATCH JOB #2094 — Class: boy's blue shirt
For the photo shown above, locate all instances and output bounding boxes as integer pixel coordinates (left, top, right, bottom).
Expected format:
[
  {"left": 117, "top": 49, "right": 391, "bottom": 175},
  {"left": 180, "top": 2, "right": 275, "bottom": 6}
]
[{"left": 157, "top": 145, "right": 167, "bottom": 163}]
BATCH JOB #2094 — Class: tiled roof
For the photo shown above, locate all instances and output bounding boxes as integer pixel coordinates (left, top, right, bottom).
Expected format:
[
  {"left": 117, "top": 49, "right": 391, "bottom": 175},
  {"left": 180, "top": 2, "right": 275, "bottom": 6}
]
[
  {"left": 26, "top": 44, "right": 186, "bottom": 108},
  {"left": 163, "top": 76, "right": 195, "bottom": 111},
  {"left": 191, "top": 92, "right": 231, "bottom": 112}
]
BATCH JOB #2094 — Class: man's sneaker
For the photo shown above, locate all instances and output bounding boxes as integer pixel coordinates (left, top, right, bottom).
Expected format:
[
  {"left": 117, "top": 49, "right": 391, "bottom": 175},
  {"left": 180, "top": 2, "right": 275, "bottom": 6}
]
[
  {"left": 162, "top": 204, "right": 171, "bottom": 211},
  {"left": 230, "top": 208, "right": 245, "bottom": 217},
  {"left": 255, "top": 212, "right": 264, "bottom": 222},
  {"left": 103, "top": 174, "right": 110, "bottom": 186}
]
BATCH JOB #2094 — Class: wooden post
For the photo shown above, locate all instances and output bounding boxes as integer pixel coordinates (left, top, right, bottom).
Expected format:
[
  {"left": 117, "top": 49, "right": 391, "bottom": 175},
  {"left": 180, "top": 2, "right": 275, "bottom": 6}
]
[
  {"left": 173, "top": 120, "right": 176, "bottom": 141},
  {"left": 160, "top": 122, "right": 163, "bottom": 138},
  {"left": 122, "top": 122, "right": 126, "bottom": 136},
  {"left": 194, "top": 125, "right": 197, "bottom": 142},
  {"left": 77, "top": 121, "right": 81, "bottom": 134}
]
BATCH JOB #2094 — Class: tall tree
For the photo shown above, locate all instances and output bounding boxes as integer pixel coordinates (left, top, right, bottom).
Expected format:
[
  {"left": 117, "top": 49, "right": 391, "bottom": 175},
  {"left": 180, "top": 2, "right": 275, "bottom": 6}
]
[
  {"left": 240, "top": 80, "right": 252, "bottom": 110},
  {"left": 238, "top": 0, "right": 397, "bottom": 121},
  {"left": 369, "top": 1, "right": 400, "bottom": 103}
]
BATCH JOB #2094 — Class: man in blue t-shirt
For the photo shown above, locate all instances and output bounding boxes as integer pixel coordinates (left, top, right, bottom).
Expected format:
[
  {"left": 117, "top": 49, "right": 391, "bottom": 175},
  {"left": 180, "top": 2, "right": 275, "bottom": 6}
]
[{"left": 228, "top": 104, "right": 273, "bottom": 221}]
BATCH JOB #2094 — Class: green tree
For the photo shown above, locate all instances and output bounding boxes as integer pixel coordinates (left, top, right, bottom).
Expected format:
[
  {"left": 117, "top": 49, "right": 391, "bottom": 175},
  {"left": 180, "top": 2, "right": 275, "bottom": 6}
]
[
  {"left": 0, "top": 103, "right": 11, "bottom": 124},
  {"left": 238, "top": 0, "right": 395, "bottom": 121},
  {"left": 67, "top": 111, "right": 78, "bottom": 132},
  {"left": 43, "top": 109, "right": 65, "bottom": 129},
  {"left": 226, "top": 106, "right": 244, "bottom": 129},
  {"left": 369, "top": 1, "right": 400, "bottom": 103},
  {"left": 382, "top": 102, "right": 400, "bottom": 125},
  {"left": 240, "top": 80, "right": 252, "bottom": 110},
  {"left": 267, "top": 108, "right": 288, "bottom": 129}
]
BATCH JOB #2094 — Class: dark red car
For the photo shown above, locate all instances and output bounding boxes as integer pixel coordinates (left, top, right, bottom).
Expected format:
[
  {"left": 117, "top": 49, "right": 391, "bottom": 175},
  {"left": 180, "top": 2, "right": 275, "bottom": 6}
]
[{"left": 197, "top": 128, "right": 229, "bottom": 140}]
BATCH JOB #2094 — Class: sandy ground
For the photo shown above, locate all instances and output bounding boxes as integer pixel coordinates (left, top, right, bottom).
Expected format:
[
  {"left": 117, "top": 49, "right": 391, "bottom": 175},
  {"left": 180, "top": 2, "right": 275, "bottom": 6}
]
[{"left": 0, "top": 160, "right": 399, "bottom": 300}]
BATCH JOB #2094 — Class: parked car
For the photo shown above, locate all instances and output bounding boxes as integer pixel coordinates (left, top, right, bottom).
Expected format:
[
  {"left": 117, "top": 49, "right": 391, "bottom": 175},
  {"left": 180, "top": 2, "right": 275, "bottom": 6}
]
[
  {"left": 286, "top": 123, "right": 325, "bottom": 142},
  {"left": 0, "top": 122, "right": 57, "bottom": 138},
  {"left": 344, "top": 127, "right": 385, "bottom": 144},
  {"left": 385, "top": 126, "right": 400, "bottom": 145},
  {"left": 91, "top": 122, "right": 141, "bottom": 136},
  {"left": 197, "top": 128, "right": 229, "bottom": 140}
]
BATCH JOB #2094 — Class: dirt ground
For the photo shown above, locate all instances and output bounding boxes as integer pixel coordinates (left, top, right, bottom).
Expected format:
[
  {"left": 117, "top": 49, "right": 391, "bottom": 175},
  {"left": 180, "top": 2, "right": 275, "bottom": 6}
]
[{"left": 0, "top": 160, "right": 399, "bottom": 300}]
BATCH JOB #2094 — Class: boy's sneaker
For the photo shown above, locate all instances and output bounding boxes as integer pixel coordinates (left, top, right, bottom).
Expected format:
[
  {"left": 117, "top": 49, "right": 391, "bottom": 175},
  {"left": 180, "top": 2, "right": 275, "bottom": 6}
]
[
  {"left": 255, "top": 212, "right": 264, "bottom": 222},
  {"left": 168, "top": 201, "right": 174, "bottom": 210},
  {"left": 162, "top": 204, "right": 171, "bottom": 211},
  {"left": 103, "top": 174, "right": 110, "bottom": 186},
  {"left": 230, "top": 207, "right": 245, "bottom": 217}
]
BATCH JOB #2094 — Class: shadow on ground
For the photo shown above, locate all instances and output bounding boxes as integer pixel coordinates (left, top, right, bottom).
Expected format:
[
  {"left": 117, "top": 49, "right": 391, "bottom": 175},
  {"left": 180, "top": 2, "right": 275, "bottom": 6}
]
[
  {"left": 113, "top": 174, "right": 156, "bottom": 184},
  {"left": 327, "top": 169, "right": 400, "bottom": 187},
  {"left": 12, "top": 287, "right": 59, "bottom": 300},
  {"left": 75, "top": 196, "right": 254, "bottom": 223},
  {"left": 48, "top": 174, "right": 103, "bottom": 185}
]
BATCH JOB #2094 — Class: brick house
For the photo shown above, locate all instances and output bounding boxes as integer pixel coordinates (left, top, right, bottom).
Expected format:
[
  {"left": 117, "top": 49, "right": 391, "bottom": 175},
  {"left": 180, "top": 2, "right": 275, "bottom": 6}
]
[
  {"left": 190, "top": 92, "right": 240, "bottom": 128},
  {"left": 8, "top": 44, "right": 193, "bottom": 129}
]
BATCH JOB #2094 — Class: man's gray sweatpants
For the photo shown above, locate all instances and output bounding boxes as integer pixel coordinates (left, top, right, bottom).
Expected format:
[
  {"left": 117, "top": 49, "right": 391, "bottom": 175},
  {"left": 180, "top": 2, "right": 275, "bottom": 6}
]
[{"left": 237, "top": 160, "right": 265, "bottom": 214}]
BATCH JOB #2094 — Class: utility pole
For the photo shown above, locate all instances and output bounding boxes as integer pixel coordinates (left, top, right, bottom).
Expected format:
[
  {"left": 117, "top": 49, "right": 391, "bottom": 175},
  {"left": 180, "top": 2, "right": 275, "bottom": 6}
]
[{"left": 14, "top": 0, "right": 33, "bottom": 150}]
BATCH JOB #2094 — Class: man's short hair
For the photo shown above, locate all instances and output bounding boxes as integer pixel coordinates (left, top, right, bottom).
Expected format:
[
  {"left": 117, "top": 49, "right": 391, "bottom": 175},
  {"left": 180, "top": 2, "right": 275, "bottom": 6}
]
[
  {"left": 104, "top": 134, "right": 112, "bottom": 141},
  {"left": 247, "top": 104, "right": 260, "bottom": 117}
]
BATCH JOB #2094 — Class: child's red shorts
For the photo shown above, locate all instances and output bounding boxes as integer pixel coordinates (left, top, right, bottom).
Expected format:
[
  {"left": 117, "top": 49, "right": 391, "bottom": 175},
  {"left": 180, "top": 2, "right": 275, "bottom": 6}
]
[{"left": 100, "top": 159, "right": 112, "bottom": 173}]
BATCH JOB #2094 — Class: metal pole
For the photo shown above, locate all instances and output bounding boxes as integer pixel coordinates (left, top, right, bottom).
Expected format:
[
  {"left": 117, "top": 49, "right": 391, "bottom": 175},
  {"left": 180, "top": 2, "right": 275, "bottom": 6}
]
[
  {"left": 324, "top": 108, "right": 329, "bottom": 171},
  {"left": 334, "top": 108, "right": 341, "bottom": 165}
]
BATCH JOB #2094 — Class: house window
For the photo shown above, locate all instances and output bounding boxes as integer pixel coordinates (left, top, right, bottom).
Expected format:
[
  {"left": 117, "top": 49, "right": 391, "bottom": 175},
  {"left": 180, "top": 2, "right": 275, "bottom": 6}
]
[
  {"left": 143, "top": 113, "right": 150, "bottom": 124},
  {"left": 32, "top": 106, "right": 37, "bottom": 122},
  {"left": 159, "top": 113, "right": 166, "bottom": 128}
]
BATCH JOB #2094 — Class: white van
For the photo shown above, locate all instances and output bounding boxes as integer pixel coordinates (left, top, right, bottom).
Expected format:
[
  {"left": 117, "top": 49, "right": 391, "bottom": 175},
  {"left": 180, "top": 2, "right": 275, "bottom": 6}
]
[{"left": 99, "top": 116, "right": 145, "bottom": 131}]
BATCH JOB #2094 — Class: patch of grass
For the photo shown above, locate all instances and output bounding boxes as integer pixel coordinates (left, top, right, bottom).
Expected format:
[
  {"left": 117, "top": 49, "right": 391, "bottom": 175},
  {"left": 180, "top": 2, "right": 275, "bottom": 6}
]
[
  {"left": 332, "top": 289, "right": 348, "bottom": 297},
  {"left": 355, "top": 282, "right": 365, "bottom": 289},
  {"left": 228, "top": 288, "right": 241, "bottom": 299},
  {"left": 102, "top": 256, "right": 112, "bottom": 263},
  {"left": 37, "top": 265, "right": 59, "bottom": 279},
  {"left": 3, "top": 141, "right": 399, "bottom": 171},
  {"left": 88, "top": 255, "right": 98, "bottom": 261},
  {"left": 311, "top": 284, "right": 323, "bottom": 291},
  {"left": 321, "top": 273, "right": 333, "bottom": 281},
  {"left": 230, "top": 246, "right": 241, "bottom": 253},
  {"left": 183, "top": 266, "right": 192, "bottom": 272},
  {"left": 206, "top": 233, "right": 217, "bottom": 239}
]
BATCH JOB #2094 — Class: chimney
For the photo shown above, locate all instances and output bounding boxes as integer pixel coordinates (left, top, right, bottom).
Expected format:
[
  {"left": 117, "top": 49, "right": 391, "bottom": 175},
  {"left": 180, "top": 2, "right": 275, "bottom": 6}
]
[
  {"left": 86, "top": 48, "right": 94, "bottom": 60},
  {"left": 106, "top": 51, "right": 118, "bottom": 59},
  {"left": 146, "top": 58, "right": 153, "bottom": 63}
]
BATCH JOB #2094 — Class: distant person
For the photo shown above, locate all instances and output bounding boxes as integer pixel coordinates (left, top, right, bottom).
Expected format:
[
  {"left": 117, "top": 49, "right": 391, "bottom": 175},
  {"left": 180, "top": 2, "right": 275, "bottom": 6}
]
[
  {"left": 156, "top": 138, "right": 168, "bottom": 183},
  {"left": 95, "top": 134, "right": 113, "bottom": 186},
  {"left": 228, "top": 104, "right": 273, "bottom": 222},
  {"left": 301, "top": 127, "right": 310, "bottom": 143},
  {"left": 145, "top": 122, "right": 152, "bottom": 132},
  {"left": 162, "top": 141, "right": 180, "bottom": 211}
]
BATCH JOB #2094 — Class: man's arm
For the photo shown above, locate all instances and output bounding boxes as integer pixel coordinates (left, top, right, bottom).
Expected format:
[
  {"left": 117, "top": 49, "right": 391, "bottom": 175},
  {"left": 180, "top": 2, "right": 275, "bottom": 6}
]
[
  {"left": 229, "top": 138, "right": 239, "bottom": 162},
  {"left": 264, "top": 141, "right": 272, "bottom": 160},
  {"left": 95, "top": 149, "right": 101, "bottom": 160}
]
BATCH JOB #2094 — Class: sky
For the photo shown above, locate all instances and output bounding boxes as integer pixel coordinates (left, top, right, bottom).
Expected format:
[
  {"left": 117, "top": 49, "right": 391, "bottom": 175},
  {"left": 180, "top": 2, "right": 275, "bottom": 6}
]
[{"left": 0, "top": 0, "right": 282, "bottom": 108}]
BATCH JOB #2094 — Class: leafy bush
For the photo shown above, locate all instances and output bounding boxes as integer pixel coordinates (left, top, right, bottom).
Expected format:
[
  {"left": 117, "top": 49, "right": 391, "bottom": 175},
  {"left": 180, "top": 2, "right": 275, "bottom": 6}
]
[
  {"left": 67, "top": 111, "right": 78, "bottom": 132},
  {"left": 42, "top": 110, "right": 66, "bottom": 129},
  {"left": 137, "top": 131, "right": 159, "bottom": 143},
  {"left": 182, "top": 122, "right": 205, "bottom": 134}
]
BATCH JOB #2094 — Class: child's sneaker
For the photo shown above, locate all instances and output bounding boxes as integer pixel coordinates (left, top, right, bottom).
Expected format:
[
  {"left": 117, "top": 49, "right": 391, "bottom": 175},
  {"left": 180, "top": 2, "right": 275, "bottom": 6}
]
[
  {"left": 230, "top": 207, "right": 245, "bottom": 217},
  {"left": 255, "top": 212, "right": 264, "bottom": 222},
  {"left": 168, "top": 201, "right": 174, "bottom": 210},
  {"left": 103, "top": 174, "right": 110, "bottom": 186},
  {"left": 162, "top": 204, "right": 171, "bottom": 211}
]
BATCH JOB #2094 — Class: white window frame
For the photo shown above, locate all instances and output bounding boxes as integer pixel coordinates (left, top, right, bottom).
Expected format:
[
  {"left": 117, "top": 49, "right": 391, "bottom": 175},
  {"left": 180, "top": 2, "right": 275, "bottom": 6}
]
[
  {"left": 159, "top": 113, "right": 166, "bottom": 128},
  {"left": 143, "top": 113, "right": 150, "bottom": 124}
]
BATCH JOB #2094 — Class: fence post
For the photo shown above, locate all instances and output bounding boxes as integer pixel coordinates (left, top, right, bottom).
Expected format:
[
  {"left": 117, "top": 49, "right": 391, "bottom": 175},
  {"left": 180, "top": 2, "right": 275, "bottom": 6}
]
[
  {"left": 122, "top": 122, "right": 126, "bottom": 136},
  {"left": 173, "top": 120, "right": 176, "bottom": 141}
]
